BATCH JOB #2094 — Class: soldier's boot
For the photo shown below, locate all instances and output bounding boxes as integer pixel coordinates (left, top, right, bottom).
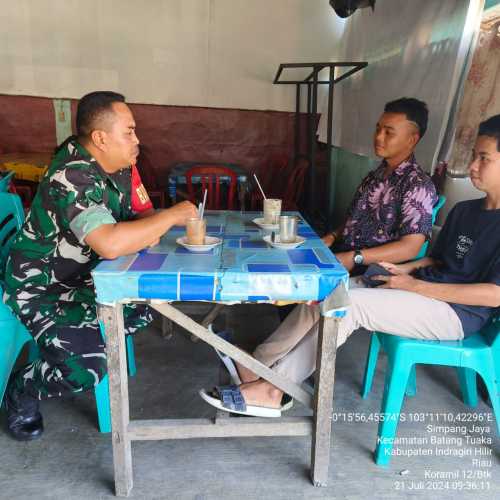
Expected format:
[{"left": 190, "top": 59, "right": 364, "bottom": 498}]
[{"left": 5, "top": 384, "right": 43, "bottom": 441}]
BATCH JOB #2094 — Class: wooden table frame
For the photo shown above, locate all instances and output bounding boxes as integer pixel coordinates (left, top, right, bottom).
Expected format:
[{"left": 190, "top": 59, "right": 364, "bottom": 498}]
[{"left": 98, "top": 285, "right": 347, "bottom": 497}]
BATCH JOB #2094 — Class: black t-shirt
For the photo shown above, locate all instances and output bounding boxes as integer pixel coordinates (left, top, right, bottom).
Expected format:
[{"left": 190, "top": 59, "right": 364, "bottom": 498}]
[{"left": 415, "top": 198, "right": 500, "bottom": 336}]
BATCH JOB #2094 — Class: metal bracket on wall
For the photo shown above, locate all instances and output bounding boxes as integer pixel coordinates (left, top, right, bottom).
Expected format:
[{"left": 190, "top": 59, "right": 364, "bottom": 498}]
[{"left": 273, "top": 62, "right": 367, "bottom": 230}]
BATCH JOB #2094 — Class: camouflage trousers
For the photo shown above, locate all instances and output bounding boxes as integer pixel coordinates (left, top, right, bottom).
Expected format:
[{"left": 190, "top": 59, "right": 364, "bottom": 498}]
[{"left": 10, "top": 300, "right": 153, "bottom": 400}]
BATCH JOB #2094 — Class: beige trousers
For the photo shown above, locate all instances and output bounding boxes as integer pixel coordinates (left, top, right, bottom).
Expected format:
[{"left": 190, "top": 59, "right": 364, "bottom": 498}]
[{"left": 252, "top": 279, "right": 464, "bottom": 384}]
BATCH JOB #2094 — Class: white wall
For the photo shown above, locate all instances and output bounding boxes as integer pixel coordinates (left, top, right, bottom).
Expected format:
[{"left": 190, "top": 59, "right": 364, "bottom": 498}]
[{"left": 0, "top": 0, "right": 345, "bottom": 111}]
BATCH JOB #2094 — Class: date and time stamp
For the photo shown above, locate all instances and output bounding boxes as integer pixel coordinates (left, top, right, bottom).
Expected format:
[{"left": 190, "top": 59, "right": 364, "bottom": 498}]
[{"left": 332, "top": 410, "right": 496, "bottom": 492}]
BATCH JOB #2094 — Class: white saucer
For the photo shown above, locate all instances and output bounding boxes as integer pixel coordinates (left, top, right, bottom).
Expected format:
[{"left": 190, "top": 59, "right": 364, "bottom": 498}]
[
  {"left": 263, "top": 234, "right": 305, "bottom": 249},
  {"left": 252, "top": 217, "right": 279, "bottom": 230},
  {"left": 176, "top": 236, "right": 222, "bottom": 252}
]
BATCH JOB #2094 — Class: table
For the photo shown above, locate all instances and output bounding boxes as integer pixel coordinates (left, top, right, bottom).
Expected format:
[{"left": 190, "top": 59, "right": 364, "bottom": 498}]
[
  {"left": 167, "top": 162, "right": 250, "bottom": 209},
  {"left": 93, "top": 210, "right": 349, "bottom": 497}
]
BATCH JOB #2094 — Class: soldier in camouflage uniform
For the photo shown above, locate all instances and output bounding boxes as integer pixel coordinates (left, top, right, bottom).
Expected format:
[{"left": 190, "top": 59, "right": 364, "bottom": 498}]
[{"left": 4, "top": 91, "right": 197, "bottom": 440}]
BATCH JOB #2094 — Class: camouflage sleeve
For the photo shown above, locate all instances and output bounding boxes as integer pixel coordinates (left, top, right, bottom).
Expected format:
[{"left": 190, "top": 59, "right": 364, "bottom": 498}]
[
  {"left": 51, "top": 162, "right": 117, "bottom": 243},
  {"left": 70, "top": 205, "right": 117, "bottom": 243}
]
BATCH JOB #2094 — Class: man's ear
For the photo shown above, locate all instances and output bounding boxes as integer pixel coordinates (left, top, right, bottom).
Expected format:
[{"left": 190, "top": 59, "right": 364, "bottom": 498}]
[
  {"left": 409, "top": 128, "right": 420, "bottom": 148},
  {"left": 90, "top": 129, "right": 108, "bottom": 152}
]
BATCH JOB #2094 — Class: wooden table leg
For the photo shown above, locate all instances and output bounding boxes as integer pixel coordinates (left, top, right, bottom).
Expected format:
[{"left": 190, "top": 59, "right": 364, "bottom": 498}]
[
  {"left": 99, "top": 303, "right": 133, "bottom": 497},
  {"left": 310, "top": 314, "right": 340, "bottom": 487}
]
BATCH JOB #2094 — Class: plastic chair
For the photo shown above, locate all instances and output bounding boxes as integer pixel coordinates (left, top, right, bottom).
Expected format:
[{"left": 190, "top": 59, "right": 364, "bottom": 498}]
[
  {"left": 414, "top": 195, "right": 446, "bottom": 259},
  {"left": 0, "top": 191, "right": 136, "bottom": 433},
  {"left": 185, "top": 165, "right": 238, "bottom": 210},
  {"left": 360, "top": 317, "right": 500, "bottom": 465},
  {"left": 361, "top": 194, "right": 447, "bottom": 383},
  {"left": 250, "top": 153, "right": 289, "bottom": 209},
  {"left": 360, "top": 193, "right": 500, "bottom": 465},
  {"left": 0, "top": 171, "right": 14, "bottom": 192}
]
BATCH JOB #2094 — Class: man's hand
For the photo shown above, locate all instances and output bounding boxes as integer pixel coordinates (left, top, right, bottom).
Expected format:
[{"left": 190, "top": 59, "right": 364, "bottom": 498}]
[
  {"left": 377, "top": 261, "right": 410, "bottom": 275},
  {"left": 335, "top": 251, "right": 355, "bottom": 271},
  {"left": 322, "top": 233, "right": 336, "bottom": 247},
  {"left": 168, "top": 201, "right": 198, "bottom": 226},
  {"left": 375, "top": 273, "right": 420, "bottom": 292}
]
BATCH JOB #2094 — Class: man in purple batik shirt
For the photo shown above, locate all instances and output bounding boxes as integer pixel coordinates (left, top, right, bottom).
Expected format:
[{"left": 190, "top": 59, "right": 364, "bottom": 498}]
[{"left": 322, "top": 97, "right": 438, "bottom": 274}]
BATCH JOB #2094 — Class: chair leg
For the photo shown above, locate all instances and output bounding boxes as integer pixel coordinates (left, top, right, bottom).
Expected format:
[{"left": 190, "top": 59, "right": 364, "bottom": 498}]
[
  {"left": 126, "top": 335, "right": 136, "bottom": 377},
  {"left": 374, "top": 361, "right": 413, "bottom": 466},
  {"left": 361, "top": 333, "right": 381, "bottom": 399},
  {"left": 477, "top": 365, "right": 500, "bottom": 436},
  {"left": 94, "top": 374, "right": 111, "bottom": 433},
  {"left": 405, "top": 365, "right": 417, "bottom": 397},
  {"left": 456, "top": 367, "right": 478, "bottom": 407}
]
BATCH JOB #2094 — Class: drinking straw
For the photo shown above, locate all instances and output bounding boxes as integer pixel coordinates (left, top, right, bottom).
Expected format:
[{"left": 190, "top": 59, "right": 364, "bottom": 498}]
[
  {"left": 200, "top": 189, "right": 208, "bottom": 220},
  {"left": 198, "top": 202, "right": 202, "bottom": 218},
  {"left": 253, "top": 173, "right": 267, "bottom": 200}
]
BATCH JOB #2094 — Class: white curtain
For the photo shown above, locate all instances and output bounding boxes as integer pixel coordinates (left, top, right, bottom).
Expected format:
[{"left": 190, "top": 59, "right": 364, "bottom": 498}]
[{"left": 318, "top": 0, "right": 485, "bottom": 172}]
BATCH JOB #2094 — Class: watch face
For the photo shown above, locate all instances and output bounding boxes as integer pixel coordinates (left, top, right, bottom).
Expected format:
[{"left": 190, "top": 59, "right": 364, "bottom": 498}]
[{"left": 354, "top": 252, "right": 363, "bottom": 265}]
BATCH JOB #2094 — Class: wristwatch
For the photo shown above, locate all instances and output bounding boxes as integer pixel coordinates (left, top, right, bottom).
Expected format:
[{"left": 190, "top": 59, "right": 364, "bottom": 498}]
[{"left": 353, "top": 250, "right": 364, "bottom": 265}]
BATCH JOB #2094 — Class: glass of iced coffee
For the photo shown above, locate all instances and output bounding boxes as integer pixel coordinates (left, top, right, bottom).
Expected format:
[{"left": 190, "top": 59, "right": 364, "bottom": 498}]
[
  {"left": 186, "top": 217, "right": 206, "bottom": 245},
  {"left": 263, "top": 198, "right": 282, "bottom": 225}
]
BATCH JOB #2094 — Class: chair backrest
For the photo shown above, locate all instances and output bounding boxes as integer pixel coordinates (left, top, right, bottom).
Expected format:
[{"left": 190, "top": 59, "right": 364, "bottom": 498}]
[
  {"left": 0, "top": 192, "right": 24, "bottom": 280},
  {"left": 0, "top": 192, "right": 27, "bottom": 405},
  {"left": 250, "top": 155, "right": 289, "bottom": 209},
  {"left": 185, "top": 165, "right": 238, "bottom": 210},
  {"left": 414, "top": 195, "right": 446, "bottom": 260}
]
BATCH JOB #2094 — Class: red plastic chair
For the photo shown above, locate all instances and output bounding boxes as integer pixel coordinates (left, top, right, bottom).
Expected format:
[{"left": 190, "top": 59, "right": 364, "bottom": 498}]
[
  {"left": 250, "top": 153, "right": 289, "bottom": 209},
  {"left": 185, "top": 165, "right": 238, "bottom": 210}
]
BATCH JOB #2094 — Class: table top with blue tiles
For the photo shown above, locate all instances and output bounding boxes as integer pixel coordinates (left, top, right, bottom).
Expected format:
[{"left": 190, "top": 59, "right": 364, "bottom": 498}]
[{"left": 92, "top": 211, "right": 348, "bottom": 305}]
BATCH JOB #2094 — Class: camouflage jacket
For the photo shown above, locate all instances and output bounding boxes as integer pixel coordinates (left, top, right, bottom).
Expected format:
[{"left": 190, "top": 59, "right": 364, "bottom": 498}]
[{"left": 4, "top": 139, "right": 133, "bottom": 318}]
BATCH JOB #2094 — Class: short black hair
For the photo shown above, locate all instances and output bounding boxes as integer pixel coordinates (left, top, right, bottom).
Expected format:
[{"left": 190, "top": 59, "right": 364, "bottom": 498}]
[
  {"left": 478, "top": 114, "right": 500, "bottom": 152},
  {"left": 384, "top": 97, "right": 429, "bottom": 139},
  {"left": 76, "top": 91, "right": 125, "bottom": 137}
]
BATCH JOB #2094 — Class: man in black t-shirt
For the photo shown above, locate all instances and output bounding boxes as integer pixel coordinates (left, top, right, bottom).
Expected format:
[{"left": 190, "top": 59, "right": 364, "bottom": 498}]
[{"left": 200, "top": 115, "right": 500, "bottom": 417}]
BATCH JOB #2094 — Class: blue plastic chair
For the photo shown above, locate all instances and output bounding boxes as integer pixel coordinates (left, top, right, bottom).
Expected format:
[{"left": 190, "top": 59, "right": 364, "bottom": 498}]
[
  {"left": 413, "top": 194, "right": 446, "bottom": 260},
  {"left": 359, "top": 195, "right": 500, "bottom": 465},
  {"left": 0, "top": 192, "right": 136, "bottom": 433},
  {"left": 361, "top": 318, "right": 500, "bottom": 465},
  {"left": 360, "top": 194, "right": 446, "bottom": 398}
]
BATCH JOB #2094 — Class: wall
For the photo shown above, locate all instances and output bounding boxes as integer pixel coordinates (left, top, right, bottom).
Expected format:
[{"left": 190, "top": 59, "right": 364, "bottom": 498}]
[
  {"left": 318, "top": 0, "right": 482, "bottom": 172},
  {"left": 0, "top": 0, "right": 345, "bottom": 112},
  {"left": 0, "top": 1, "right": 345, "bottom": 184},
  {"left": 0, "top": 94, "right": 316, "bottom": 186}
]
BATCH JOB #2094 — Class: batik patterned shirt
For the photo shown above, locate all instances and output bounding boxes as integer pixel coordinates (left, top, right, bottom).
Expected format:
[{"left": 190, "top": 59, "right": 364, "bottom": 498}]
[{"left": 341, "top": 155, "right": 437, "bottom": 250}]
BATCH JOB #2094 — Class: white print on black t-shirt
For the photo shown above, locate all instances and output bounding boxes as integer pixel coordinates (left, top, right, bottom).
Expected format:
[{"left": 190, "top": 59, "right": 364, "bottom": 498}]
[{"left": 456, "top": 235, "right": 474, "bottom": 260}]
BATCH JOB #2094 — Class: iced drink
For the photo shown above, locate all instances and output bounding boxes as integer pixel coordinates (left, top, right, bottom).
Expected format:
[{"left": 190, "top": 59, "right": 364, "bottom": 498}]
[
  {"left": 186, "top": 217, "right": 206, "bottom": 245},
  {"left": 263, "top": 198, "right": 282, "bottom": 225},
  {"left": 279, "top": 215, "right": 298, "bottom": 243}
]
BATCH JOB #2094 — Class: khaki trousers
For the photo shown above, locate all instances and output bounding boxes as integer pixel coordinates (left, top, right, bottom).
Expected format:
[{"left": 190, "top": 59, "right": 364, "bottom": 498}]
[{"left": 252, "top": 279, "right": 464, "bottom": 384}]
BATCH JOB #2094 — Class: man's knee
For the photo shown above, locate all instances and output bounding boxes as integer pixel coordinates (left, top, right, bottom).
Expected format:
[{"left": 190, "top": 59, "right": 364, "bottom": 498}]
[
  {"left": 64, "top": 353, "right": 108, "bottom": 391},
  {"left": 37, "top": 324, "right": 107, "bottom": 392}
]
